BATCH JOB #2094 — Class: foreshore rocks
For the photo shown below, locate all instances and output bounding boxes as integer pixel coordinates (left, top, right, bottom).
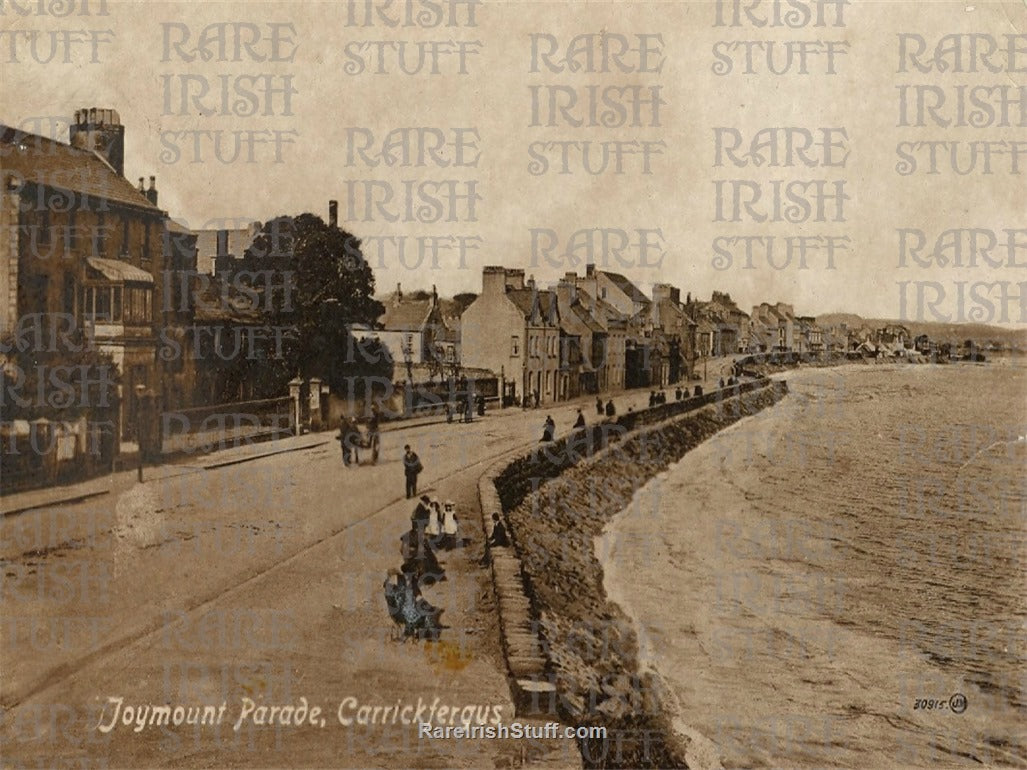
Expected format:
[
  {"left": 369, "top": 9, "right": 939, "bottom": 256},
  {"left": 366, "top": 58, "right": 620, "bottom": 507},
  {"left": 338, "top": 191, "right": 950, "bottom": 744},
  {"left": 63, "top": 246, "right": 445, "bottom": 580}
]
[{"left": 492, "top": 381, "right": 788, "bottom": 769}]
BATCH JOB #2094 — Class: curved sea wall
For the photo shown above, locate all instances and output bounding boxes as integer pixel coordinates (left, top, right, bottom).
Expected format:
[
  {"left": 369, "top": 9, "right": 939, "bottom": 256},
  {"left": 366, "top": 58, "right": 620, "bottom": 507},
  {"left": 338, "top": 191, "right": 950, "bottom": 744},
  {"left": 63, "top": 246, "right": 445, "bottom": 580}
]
[{"left": 485, "top": 380, "right": 788, "bottom": 769}]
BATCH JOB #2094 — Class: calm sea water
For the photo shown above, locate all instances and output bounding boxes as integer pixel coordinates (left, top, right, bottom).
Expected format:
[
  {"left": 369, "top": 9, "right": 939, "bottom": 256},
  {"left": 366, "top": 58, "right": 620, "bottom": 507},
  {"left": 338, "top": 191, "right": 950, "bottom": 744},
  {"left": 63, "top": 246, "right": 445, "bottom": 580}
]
[{"left": 601, "top": 362, "right": 1027, "bottom": 768}]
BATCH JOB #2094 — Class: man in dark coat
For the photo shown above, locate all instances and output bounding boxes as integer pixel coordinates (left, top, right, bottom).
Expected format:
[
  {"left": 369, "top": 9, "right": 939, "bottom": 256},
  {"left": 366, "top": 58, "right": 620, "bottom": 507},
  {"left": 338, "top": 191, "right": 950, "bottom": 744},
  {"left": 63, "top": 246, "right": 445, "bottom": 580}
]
[
  {"left": 605, "top": 399, "right": 616, "bottom": 417},
  {"left": 574, "top": 409, "right": 586, "bottom": 429},
  {"left": 403, "top": 445, "right": 423, "bottom": 499},
  {"left": 338, "top": 417, "right": 357, "bottom": 466},
  {"left": 487, "top": 513, "right": 509, "bottom": 548}
]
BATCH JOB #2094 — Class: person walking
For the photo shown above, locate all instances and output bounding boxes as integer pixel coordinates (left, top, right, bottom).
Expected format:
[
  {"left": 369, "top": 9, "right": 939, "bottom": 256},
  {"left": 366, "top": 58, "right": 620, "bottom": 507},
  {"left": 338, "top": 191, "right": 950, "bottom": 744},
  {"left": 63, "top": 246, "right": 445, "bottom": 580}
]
[
  {"left": 605, "top": 399, "right": 616, "bottom": 417},
  {"left": 596, "top": 396, "right": 604, "bottom": 415},
  {"left": 441, "top": 500, "right": 459, "bottom": 550},
  {"left": 574, "top": 409, "right": 586, "bottom": 429},
  {"left": 540, "top": 415, "right": 556, "bottom": 442},
  {"left": 403, "top": 445, "right": 423, "bottom": 499},
  {"left": 338, "top": 416, "right": 357, "bottom": 466}
]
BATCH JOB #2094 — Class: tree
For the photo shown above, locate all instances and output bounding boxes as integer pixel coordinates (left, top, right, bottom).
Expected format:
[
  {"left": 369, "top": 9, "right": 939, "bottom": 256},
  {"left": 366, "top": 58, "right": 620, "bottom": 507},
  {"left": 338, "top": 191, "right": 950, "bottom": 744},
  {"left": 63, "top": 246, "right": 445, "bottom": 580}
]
[
  {"left": 241, "top": 214, "right": 386, "bottom": 392},
  {"left": 451, "top": 292, "right": 478, "bottom": 314}
]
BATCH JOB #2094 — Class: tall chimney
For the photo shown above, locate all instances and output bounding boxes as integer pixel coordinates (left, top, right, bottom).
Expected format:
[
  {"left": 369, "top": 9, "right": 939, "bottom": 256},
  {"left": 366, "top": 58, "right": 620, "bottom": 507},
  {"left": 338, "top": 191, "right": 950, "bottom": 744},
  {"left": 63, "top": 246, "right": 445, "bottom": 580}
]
[
  {"left": 216, "top": 229, "right": 229, "bottom": 259},
  {"left": 215, "top": 229, "right": 232, "bottom": 276},
  {"left": 144, "top": 175, "right": 158, "bottom": 206},
  {"left": 482, "top": 266, "right": 506, "bottom": 296},
  {"left": 329, "top": 200, "right": 338, "bottom": 229},
  {"left": 69, "top": 107, "right": 125, "bottom": 177}
]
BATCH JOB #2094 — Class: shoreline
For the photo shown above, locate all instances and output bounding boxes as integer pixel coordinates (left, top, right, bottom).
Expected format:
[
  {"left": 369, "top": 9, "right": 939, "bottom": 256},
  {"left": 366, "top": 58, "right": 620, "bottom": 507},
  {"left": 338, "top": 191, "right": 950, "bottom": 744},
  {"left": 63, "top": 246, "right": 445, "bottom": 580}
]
[
  {"left": 595, "top": 362, "right": 1026, "bottom": 768},
  {"left": 492, "top": 380, "right": 789, "bottom": 768}
]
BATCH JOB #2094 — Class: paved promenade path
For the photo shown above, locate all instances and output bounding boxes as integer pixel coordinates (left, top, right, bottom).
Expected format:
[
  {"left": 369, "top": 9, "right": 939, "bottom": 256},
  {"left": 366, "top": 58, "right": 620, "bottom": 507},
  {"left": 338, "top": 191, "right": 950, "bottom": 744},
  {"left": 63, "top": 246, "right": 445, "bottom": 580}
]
[{"left": 2, "top": 378, "right": 715, "bottom": 768}]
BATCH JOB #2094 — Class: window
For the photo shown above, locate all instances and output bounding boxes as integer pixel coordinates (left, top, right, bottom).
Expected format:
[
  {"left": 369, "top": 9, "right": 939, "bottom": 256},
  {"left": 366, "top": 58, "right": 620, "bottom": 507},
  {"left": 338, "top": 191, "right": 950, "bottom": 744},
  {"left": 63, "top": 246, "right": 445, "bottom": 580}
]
[
  {"left": 511, "top": 335, "right": 520, "bottom": 356},
  {"left": 94, "top": 212, "right": 107, "bottom": 256},
  {"left": 63, "top": 274, "right": 76, "bottom": 317},
  {"left": 68, "top": 209, "right": 77, "bottom": 250},
  {"left": 39, "top": 206, "right": 51, "bottom": 243},
  {"left": 83, "top": 285, "right": 128, "bottom": 322}
]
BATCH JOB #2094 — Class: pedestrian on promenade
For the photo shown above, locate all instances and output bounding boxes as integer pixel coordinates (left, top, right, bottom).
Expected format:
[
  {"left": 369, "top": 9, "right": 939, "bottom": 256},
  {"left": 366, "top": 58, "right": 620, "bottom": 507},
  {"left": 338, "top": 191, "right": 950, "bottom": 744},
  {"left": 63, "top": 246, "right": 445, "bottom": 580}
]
[
  {"left": 440, "top": 500, "right": 459, "bottom": 550},
  {"left": 605, "top": 399, "right": 616, "bottom": 417},
  {"left": 487, "top": 513, "right": 509, "bottom": 548},
  {"left": 540, "top": 416, "right": 555, "bottom": 442},
  {"left": 649, "top": 391, "right": 656, "bottom": 408},
  {"left": 403, "top": 445, "right": 423, "bottom": 499},
  {"left": 675, "top": 387, "right": 682, "bottom": 401},
  {"left": 338, "top": 417, "right": 358, "bottom": 466},
  {"left": 574, "top": 409, "right": 586, "bottom": 429},
  {"left": 412, "top": 494, "right": 432, "bottom": 526},
  {"left": 596, "top": 396, "right": 603, "bottom": 415}
]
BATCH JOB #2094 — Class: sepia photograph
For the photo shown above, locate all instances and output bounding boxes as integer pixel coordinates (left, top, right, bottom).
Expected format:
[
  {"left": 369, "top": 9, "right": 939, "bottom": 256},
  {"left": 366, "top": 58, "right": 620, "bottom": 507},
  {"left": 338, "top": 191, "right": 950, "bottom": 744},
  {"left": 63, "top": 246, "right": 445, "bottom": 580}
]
[{"left": 1, "top": 1, "right": 1025, "bottom": 767}]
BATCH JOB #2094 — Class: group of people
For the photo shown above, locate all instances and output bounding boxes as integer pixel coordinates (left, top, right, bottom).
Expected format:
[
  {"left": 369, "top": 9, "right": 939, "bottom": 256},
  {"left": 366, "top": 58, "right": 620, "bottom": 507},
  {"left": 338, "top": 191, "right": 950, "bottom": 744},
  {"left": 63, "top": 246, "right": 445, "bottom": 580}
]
[
  {"left": 648, "top": 390, "right": 668, "bottom": 407},
  {"left": 385, "top": 494, "right": 461, "bottom": 641},
  {"left": 717, "top": 376, "right": 738, "bottom": 389},
  {"left": 594, "top": 397, "right": 616, "bottom": 417},
  {"left": 446, "top": 395, "right": 485, "bottom": 423}
]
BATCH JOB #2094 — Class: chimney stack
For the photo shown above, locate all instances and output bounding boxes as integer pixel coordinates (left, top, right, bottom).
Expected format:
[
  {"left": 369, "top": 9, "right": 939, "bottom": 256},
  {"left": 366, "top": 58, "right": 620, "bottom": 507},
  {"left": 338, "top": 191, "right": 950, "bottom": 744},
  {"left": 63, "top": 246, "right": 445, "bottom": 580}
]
[
  {"left": 482, "top": 266, "right": 506, "bottom": 296},
  {"left": 216, "top": 229, "right": 229, "bottom": 259},
  {"left": 138, "top": 177, "right": 145, "bottom": 191},
  {"left": 215, "top": 229, "right": 232, "bottom": 276},
  {"left": 144, "top": 175, "right": 158, "bottom": 206},
  {"left": 69, "top": 107, "right": 125, "bottom": 177},
  {"left": 329, "top": 200, "right": 338, "bottom": 229}
]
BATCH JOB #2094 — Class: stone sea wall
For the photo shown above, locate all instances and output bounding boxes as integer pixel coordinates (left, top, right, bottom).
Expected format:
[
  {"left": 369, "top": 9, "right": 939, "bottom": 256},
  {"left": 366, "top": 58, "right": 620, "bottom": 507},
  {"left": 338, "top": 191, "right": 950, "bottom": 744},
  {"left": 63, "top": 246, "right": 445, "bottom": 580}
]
[{"left": 491, "top": 380, "right": 788, "bottom": 769}]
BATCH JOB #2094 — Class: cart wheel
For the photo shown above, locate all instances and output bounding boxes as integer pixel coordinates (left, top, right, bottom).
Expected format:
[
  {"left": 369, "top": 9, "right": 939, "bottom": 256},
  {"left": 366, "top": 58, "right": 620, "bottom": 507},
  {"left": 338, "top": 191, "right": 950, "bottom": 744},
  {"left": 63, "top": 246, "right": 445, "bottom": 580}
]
[{"left": 371, "top": 434, "right": 380, "bottom": 464}]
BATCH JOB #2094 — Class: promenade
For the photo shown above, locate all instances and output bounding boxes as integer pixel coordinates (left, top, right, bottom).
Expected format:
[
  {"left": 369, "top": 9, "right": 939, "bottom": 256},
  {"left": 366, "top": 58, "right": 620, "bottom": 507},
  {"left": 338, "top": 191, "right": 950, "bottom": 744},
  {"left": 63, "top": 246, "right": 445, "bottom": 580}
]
[{"left": 2, "top": 373, "right": 729, "bottom": 768}]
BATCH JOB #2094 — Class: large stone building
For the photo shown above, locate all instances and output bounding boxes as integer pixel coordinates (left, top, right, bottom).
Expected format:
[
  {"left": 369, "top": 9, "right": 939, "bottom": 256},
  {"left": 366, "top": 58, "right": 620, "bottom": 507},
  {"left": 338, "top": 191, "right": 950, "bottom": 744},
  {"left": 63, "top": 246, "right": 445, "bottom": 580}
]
[
  {"left": 1, "top": 109, "right": 194, "bottom": 439},
  {"left": 461, "top": 267, "right": 562, "bottom": 406},
  {"left": 751, "top": 302, "right": 797, "bottom": 351}
]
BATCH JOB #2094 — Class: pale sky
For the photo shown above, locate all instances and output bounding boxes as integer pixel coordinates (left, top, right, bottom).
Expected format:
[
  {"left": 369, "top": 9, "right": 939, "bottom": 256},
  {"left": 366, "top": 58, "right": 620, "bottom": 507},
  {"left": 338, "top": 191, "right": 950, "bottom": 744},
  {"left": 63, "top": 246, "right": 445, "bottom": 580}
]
[{"left": 3, "top": 0, "right": 1025, "bottom": 325}]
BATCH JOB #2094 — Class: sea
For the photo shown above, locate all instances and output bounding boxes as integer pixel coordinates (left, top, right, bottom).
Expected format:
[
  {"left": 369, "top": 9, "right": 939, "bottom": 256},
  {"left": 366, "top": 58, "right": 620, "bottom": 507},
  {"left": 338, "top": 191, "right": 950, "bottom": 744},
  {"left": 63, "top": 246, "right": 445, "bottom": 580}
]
[{"left": 599, "top": 361, "right": 1027, "bottom": 768}]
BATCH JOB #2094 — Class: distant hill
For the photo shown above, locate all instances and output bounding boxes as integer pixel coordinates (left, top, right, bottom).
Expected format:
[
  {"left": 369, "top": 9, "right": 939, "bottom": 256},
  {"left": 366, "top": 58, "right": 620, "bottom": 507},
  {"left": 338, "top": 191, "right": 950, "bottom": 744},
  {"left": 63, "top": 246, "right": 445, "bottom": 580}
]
[{"left": 816, "top": 313, "right": 1027, "bottom": 349}]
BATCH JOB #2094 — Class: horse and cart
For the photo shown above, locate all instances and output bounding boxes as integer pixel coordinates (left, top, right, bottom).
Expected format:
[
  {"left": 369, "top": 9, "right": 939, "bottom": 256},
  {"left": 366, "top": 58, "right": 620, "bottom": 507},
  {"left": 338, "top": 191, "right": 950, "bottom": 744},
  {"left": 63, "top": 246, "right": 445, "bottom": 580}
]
[{"left": 337, "top": 418, "right": 380, "bottom": 466}]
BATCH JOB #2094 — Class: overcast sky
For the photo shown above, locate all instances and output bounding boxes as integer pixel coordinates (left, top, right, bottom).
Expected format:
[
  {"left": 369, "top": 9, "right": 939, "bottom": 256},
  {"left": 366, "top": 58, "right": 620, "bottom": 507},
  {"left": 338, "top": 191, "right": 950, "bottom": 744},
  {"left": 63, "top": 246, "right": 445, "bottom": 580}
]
[{"left": 3, "top": 0, "right": 1025, "bottom": 325}]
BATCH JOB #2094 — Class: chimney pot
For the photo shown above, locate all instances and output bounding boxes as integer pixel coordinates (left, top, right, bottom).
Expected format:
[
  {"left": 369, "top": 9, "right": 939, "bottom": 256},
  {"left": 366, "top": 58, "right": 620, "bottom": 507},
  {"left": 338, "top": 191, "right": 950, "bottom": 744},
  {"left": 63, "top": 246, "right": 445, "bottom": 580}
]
[
  {"left": 138, "top": 177, "right": 144, "bottom": 190},
  {"left": 328, "top": 199, "right": 338, "bottom": 228}
]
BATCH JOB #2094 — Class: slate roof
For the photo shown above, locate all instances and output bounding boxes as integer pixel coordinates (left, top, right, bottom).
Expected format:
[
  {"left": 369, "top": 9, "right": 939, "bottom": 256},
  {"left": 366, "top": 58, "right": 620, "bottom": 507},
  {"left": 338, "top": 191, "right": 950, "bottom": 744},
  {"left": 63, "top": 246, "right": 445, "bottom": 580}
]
[
  {"left": 601, "top": 270, "right": 650, "bottom": 306},
  {"left": 379, "top": 295, "right": 435, "bottom": 331},
  {"left": 507, "top": 288, "right": 559, "bottom": 325},
  {"left": 0, "top": 125, "right": 160, "bottom": 213}
]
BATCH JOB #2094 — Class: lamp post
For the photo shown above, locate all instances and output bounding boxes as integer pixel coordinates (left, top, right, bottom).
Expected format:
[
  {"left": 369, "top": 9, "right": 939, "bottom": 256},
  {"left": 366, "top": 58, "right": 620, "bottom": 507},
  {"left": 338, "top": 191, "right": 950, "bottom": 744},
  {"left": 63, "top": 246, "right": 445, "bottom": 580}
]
[{"left": 135, "top": 383, "right": 152, "bottom": 483}]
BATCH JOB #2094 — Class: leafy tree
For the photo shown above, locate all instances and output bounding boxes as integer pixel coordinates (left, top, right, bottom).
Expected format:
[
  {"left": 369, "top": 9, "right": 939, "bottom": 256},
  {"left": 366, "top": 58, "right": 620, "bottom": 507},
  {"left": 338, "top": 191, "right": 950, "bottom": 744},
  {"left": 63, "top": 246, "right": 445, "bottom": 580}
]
[
  {"left": 240, "top": 214, "right": 387, "bottom": 392},
  {"left": 451, "top": 292, "right": 478, "bottom": 315}
]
